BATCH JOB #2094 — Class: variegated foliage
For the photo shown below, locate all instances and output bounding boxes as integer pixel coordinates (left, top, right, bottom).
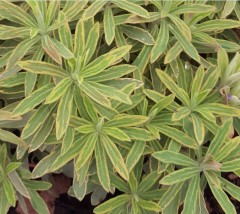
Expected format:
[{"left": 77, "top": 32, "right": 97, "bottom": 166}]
[{"left": 0, "top": 1, "right": 240, "bottom": 213}]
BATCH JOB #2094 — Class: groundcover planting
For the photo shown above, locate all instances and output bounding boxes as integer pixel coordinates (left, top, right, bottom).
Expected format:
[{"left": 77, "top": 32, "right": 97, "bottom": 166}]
[{"left": 0, "top": 0, "right": 240, "bottom": 213}]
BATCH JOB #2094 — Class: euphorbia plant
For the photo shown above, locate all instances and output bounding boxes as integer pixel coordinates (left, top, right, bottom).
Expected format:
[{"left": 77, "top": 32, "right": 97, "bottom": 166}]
[{"left": 0, "top": 0, "right": 240, "bottom": 213}]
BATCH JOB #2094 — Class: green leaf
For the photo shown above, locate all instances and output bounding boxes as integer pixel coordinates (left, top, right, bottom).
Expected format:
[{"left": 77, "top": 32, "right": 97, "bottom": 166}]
[
  {"left": 5, "top": 162, "right": 22, "bottom": 175},
  {"left": 21, "top": 104, "right": 54, "bottom": 139},
  {"left": 45, "top": 77, "right": 72, "bottom": 104},
  {"left": 74, "top": 19, "right": 85, "bottom": 59},
  {"left": 75, "top": 133, "right": 98, "bottom": 171},
  {"left": 56, "top": 86, "right": 73, "bottom": 140},
  {"left": 12, "top": 83, "right": 54, "bottom": 117},
  {"left": 157, "top": 69, "right": 190, "bottom": 106},
  {"left": 152, "top": 151, "right": 198, "bottom": 166},
  {"left": 205, "top": 172, "right": 236, "bottom": 214},
  {"left": 94, "top": 194, "right": 129, "bottom": 214},
  {"left": 52, "top": 39, "right": 74, "bottom": 59},
  {"left": 83, "top": 95, "right": 98, "bottom": 123},
  {"left": 29, "top": 116, "right": 55, "bottom": 152},
  {"left": 172, "top": 107, "right": 191, "bottom": 121},
  {"left": 222, "top": 1, "right": 237, "bottom": 19},
  {"left": 105, "top": 114, "right": 148, "bottom": 128},
  {"left": 159, "top": 182, "right": 184, "bottom": 209},
  {"left": 0, "top": 1, "right": 37, "bottom": 27},
  {"left": 80, "top": 82, "right": 111, "bottom": 107},
  {"left": 121, "top": 25, "right": 155, "bottom": 45},
  {"left": 160, "top": 167, "right": 200, "bottom": 185},
  {"left": 196, "top": 19, "right": 240, "bottom": 32},
  {"left": 168, "top": 14, "right": 191, "bottom": 41},
  {"left": 103, "top": 127, "right": 130, "bottom": 142},
  {"left": 86, "top": 82, "right": 132, "bottom": 105},
  {"left": 61, "top": 127, "right": 75, "bottom": 154},
  {"left": 164, "top": 41, "right": 183, "bottom": 64},
  {"left": 3, "top": 178, "right": 15, "bottom": 206},
  {"left": 169, "top": 24, "right": 200, "bottom": 62},
  {"left": 23, "top": 180, "right": 51, "bottom": 191},
  {"left": 181, "top": 174, "right": 200, "bottom": 214},
  {"left": 138, "top": 171, "right": 161, "bottom": 193},
  {"left": 101, "top": 134, "right": 129, "bottom": 181},
  {"left": 41, "top": 35, "right": 62, "bottom": 64},
  {"left": 85, "top": 22, "right": 100, "bottom": 63},
  {"left": 86, "top": 64, "right": 136, "bottom": 82},
  {"left": 58, "top": 12, "right": 73, "bottom": 51},
  {"left": 19, "top": 60, "right": 68, "bottom": 78},
  {"left": 81, "top": 1, "right": 106, "bottom": 20},
  {"left": 151, "top": 20, "right": 169, "bottom": 63},
  {"left": 126, "top": 140, "right": 146, "bottom": 172},
  {"left": 104, "top": 7, "right": 115, "bottom": 45},
  {"left": 157, "top": 125, "right": 198, "bottom": 149},
  {"left": 171, "top": 4, "right": 216, "bottom": 14},
  {"left": 28, "top": 189, "right": 50, "bottom": 214},
  {"left": 191, "top": 113, "right": 205, "bottom": 145},
  {"left": 0, "top": 129, "right": 27, "bottom": 147},
  {"left": 112, "top": 0, "right": 149, "bottom": 18},
  {"left": 8, "top": 171, "right": 30, "bottom": 198},
  {"left": 81, "top": 45, "right": 132, "bottom": 78},
  {"left": 95, "top": 141, "right": 111, "bottom": 192},
  {"left": 124, "top": 127, "right": 154, "bottom": 141},
  {"left": 207, "top": 120, "right": 232, "bottom": 157},
  {"left": 196, "top": 103, "right": 240, "bottom": 117},
  {"left": 139, "top": 198, "right": 161, "bottom": 212},
  {"left": 221, "top": 158, "right": 240, "bottom": 172}
]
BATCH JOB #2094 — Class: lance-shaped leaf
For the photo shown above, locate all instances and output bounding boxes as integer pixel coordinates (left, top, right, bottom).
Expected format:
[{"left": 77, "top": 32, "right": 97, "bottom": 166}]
[
  {"left": 196, "top": 19, "right": 240, "bottom": 32},
  {"left": 104, "top": 7, "right": 115, "bottom": 45},
  {"left": 81, "top": 45, "right": 132, "bottom": 78},
  {"left": 221, "top": 158, "right": 240, "bottom": 172},
  {"left": 3, "top": 178, "right": 15, "bottom": 206},
  {"left": 80, "top": 82, "right": 111, "bottom": 107},
  {"left": 75, "top": 133, "right": 98, "bottom": 171},
  {"left": 112, "top": 0, "right": 149, "bottom": 18},
  {"left": 41, "top": 35, "right": 62, "bottom": 64},
  {"left": 95, "top": 140, "right": 110, "bottom": 192},
  {"left": 181, "top": 174, "right": 200, "bottom": 214},
  {"left": 26, "top": 190, "right": 48, "bottom": 214},
  {"left": 191, "top": 113, "right": 205, "bottom": 145},
  {"left": 81, "top": 0, "right": 106, "bottom": 20},
  {"left": 205, "top": 172, "right": 236, "bottom": 214},
  {"left": 152, "top": 151, "right": 198, "bottom": 166},
  {"left": 0, "top": 129, "right": 27, "bottom": 147},
  {"left": 169, "top": 24, "right": 200, "bottom": 62},
  {"left": 19, "top": 61, "right": 68, "bottom": 78},
  {"left": 101, "top": 134, "right": 129, "bottom": 181},
  {"left": 121, "top": 25, "right": 155, "bottom": 45},
  {"left": 86, "top": 82, "right": 132, "bottom": 105},
  {"left": 5, "top": 37, "right": 39, "bottom": 73},
  {"left": 160, "top": 167, "right": 200, "bottom": 185},
  {"left": 52, "top": 39, "right": 74, "bottom": 59},
  {"left": 105, "top": 114, "right": 148, "bottom": 128},
  {"left": 0, "top": 1, "right": 37, "bottom": 27},
  {"left": 103, "top": 127, "right": 130, "bottom": 142},
  {"left": 12, "top": 83, "right": 54, "bottom": 117},
  {"left": 157, "top": 69, "right": 190, "bottom": 106},
  {"left": 45, "top": 77, "right": 72, "bottom": 104},
  {"left": 8, "top": 171, "right": 30, "bottom": 198},
  {"left": 29, "top": 116, "right": 55, "bottom": 152},
  {"left": 207, "top": 120, "right": 232, "bottom": 157},
  {"left": 126, "top": 140, "right": 145, "bottom": 172},
  {"left": 94, "top": 194, "right": 129, "bottom": 214},
  {"left": 139, "top": 198, "right": 161, "bottom": 212},
  {"left": 157, "top": 125, "right": 198, "bottom": 149},
  {"left": 56, "top": 86, "right": 73, "bottom": 140},
  {"left": 74, "top": 19, "right": 85, "bottom": 58},
  {"left": 151, "top": 20, "right": 169, "bottom": 63},
  {"left": 171, "top": 4, "right": 216, "bottom": 14},
  {"left": 21, "top": 104, "right": 54, "bottom": 139}
]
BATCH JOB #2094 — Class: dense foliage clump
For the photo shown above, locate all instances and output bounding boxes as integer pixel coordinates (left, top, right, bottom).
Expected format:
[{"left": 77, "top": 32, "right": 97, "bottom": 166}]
[{"left": 0, "top": 1, "right": 240, "bottom": 213}]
